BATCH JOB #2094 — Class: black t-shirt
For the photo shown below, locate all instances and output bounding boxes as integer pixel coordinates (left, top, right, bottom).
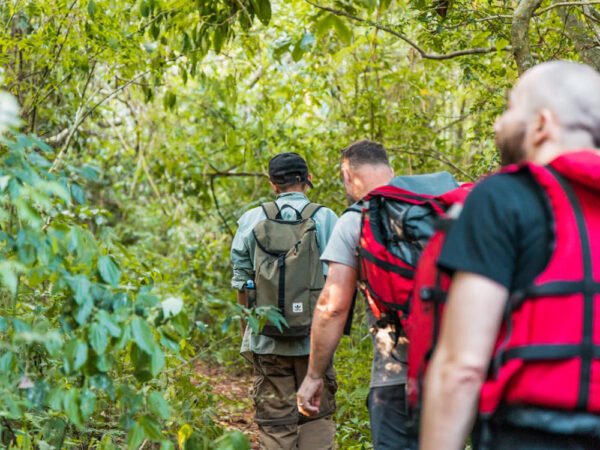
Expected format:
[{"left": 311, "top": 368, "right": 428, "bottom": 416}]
[
  {"left": 439, "top": 170, "right": 600, "bottom": 434},
  {"left": 438, "top": 171, "right": 552, "bottom": 293}
]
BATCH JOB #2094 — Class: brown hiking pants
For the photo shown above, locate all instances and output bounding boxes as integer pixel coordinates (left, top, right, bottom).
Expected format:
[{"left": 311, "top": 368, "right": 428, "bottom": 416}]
[{"left": 252, "top": 353, "right": 337, "bottom": 450}]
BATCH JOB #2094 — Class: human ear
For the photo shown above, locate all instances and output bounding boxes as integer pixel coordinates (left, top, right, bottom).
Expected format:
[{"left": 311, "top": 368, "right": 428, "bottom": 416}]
[
  {"left": 341, "top": 166, "right": 351, "bottom": 184},
  {"left": 531, "top": 109, "right": 554, "bottom": 147}
]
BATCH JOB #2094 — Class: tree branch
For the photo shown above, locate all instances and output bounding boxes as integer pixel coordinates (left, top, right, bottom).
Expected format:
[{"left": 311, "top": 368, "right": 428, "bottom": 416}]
[
  {"left": 584, "top": 4, "right": 600, "bottom": 22},
  {"left": 304, "top": 0, "right": 501, "bottom": 60},
  {"left": 511, "top": 0, "right": 544, "bottom": 74},
  {"left": 208, "top": 172, "right": 266, "bottom": 178},
  {"left": 536, "top": 1, "right": 600, "bottom": 15},
  {"left": 49, "top": 69, "right": 149, "bottom": 172},
  {"left": 50, "top": 60, "right": 97, "bottom": 172},
  {"left": 234, "top": 0, "right": 253, "bottom": 24},
  {"left": 210, "top": 176, "right": 234, "bottom": 238}
]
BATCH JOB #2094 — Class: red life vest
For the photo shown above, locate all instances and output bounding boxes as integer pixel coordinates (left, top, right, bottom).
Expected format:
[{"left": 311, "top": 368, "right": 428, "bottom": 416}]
[
  {"left": 480, "top": 150, "right": 600, "bottom": 416},
  {"left": 358, "top": 185, "right": 470, "bottom": 322}
]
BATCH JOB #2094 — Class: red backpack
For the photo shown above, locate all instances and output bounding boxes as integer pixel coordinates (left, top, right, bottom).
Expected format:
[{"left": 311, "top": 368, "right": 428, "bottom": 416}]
[
  {"left": 405, "top": 190, "right": 469, "bottom": 414},
  {"left": 358, "top": 183, "right": 471, "bottom": 329}
]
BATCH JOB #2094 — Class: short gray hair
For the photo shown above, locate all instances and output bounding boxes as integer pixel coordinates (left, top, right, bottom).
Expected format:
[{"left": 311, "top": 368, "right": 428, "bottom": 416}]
[{"left": 521, "top": 61, "right": 600, "bottom": 146}]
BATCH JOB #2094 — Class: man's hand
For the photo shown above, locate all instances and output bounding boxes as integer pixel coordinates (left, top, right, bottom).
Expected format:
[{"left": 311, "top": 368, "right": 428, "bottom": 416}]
[
  {"left": 297, "top": 374, "right": 324, "bottom": 416},
  {"left": 297, "top": 262, "right": 356, "bottom": 416}
]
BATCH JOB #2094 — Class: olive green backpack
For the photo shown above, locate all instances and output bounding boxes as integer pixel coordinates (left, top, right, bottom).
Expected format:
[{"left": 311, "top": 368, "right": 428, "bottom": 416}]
[{"left": 251, "top": 202, "right": 325, "bottom": 339}]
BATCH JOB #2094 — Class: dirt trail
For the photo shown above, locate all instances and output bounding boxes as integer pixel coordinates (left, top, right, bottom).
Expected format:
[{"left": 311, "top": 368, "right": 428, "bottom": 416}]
[{"left": 195, "top": 361, "right": 259, "bottom": 449}]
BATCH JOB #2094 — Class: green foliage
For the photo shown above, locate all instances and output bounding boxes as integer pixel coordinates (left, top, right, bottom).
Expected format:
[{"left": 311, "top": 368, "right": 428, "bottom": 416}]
[
  {"left": 213, "top": 430, "right": 251, "bottom": 450},
  {"left": 0, "top": 0, "right": 597, "bottom": 447},
  {"left": 0, "top": 92, "right": 249, "bottom": 447},
  {"left": 334, "top": 309, "right": 375, "bottom": 449}
]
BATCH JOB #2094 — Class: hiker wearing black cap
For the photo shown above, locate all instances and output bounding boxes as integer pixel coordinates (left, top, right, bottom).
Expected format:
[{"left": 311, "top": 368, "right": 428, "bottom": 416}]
[{"left": 231, "top": 152, "right": 339, "bottom": 449}]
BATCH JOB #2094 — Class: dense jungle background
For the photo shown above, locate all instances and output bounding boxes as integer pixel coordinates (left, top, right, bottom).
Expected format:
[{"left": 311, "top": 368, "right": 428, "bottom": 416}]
[{"left": 0, "top": 0, "right": 598, "bottom": 448}]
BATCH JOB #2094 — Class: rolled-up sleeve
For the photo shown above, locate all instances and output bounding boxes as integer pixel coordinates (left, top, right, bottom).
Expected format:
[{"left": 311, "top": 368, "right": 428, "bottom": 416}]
[
  {"left": 320, "top": 211, "right": 361, "bottom": 269},
  {"left": 315, "top": 208, "right": 339, "bottom": 254},
  {"left": 314, "top": 208, "right": 339, "bottom": 276},
  {"left": 230, "top": 213, "right": 256, "bottom": 290}
]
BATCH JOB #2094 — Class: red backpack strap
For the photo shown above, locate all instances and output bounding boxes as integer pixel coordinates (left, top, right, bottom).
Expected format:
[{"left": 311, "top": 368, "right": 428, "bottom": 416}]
[
  {"left": 437, "top": 184, "right": 473, "bottom": 206},
  {"left": 365, "top": 186, "right": 447, "bottom": 215}
]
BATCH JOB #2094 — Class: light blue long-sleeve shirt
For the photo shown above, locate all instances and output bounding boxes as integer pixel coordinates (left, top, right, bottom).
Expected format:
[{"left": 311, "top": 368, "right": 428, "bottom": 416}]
[{"left": 230, "top": 192, "right": 338, "bottom": 356}]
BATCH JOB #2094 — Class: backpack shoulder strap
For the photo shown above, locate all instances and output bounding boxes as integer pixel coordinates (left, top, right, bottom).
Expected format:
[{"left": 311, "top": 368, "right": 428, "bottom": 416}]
[
  {"left": 343, "top": 201, "right": 363, "bottom": 215},
  {"left": 261, "top": 202, "right": 280, "bottom": 220},
  {"left": 300, "top": 202, "right": 322, "bottom": 220}
]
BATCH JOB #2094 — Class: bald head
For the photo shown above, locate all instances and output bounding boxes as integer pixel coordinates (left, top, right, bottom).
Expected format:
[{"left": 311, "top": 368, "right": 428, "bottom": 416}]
[
  {"left": 495, "top": 61, "right": 600, "bottom": 165},
  {"left": 517, "top": 61, "right": 600, "bottom": 146}
]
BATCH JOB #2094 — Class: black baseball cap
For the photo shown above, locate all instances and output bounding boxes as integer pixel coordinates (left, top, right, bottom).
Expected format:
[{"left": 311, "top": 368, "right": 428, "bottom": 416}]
[{"left": 268, "top": 152, "right": 313, "bottom": 188}]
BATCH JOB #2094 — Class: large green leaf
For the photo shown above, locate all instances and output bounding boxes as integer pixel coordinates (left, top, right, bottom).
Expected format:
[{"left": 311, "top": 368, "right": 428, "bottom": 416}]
[
  {"left": 71, "top": 182, "right": 85, "bottom": 204},
  {"left": 75, "top": 296, "right": 94, "bottom": 325},
  {"left": 131, "top": 316, "right": 155, "bottom": 354},
  {"left": 80, "top": 388, "right": 96, "bottom": 421},
  {"left": 127, "top": 422, "right": 145, "bottom": 450},
  {"left": 64, "top": 339, "right": 88, "bottom": 372},
  {"left": 89, "top": 322, "right": 108, "bottom": 354},
  {"left": 292, "top": 33, "right": 316, "bottom": 61},
  {"left": 160, "top": 441, "right": 175, "bottom": 450},
  {"left": 315, "top": 14, "right": 336, "bottom": 39},
  {"left": 251, "top": 0, "right": 271, "bottom": 26},
  {"left": 87, "top": 0, "right": 96, "bottom": 18},
  {"left": 163, "top": 91, "right": 177, "bottom": 111},
  {"left": 0, "top": 261, "right": 22, "bottom": 295},
  {"left": 213, "top": 25, "right": 227, "bottom": 53},
  {"left": 140, "top": 415, "right": 163, "bottom": 440},
  {"left": 97, "top": 310, "right": 122, "bottom": 337},
  {"left": 131, "top": 344, "right": 153, "bottom": 382},
  {"left": 62, "top": 389, "right": 82, "bottom": 428},
  {"left": 0, "top": 352, "right": 14, "bottom": 372},
  {"left": 214, "top": 430, "right": 251, "bottom": 450},
  {"left": 98, "top": 255, "right": 121, "bottom": 286},
  {"left": 151, "top": 346, "right": 165, "bottom": 376},
  {"left": 330, "top": 16, "right": 352, "bottom": 45},
  {"left": 74, "top": 341, "right": 88, "bottom": 370},
  {"left": 148, "top": 391, "right": 170, "bottom": 420},
  {"left": 68, "top": 274, "right": 91, "bottom": 305}
]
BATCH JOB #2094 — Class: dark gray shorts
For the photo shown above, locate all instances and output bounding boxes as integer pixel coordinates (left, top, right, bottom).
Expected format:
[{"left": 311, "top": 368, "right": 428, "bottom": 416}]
[{"left": 367, "top": 385, "right": 416, "bottom": 450}]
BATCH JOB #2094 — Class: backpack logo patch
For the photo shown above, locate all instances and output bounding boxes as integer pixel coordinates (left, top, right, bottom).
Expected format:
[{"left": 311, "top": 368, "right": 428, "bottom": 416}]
[{"left": 292, "top": 303, "right": 303, "bottom": 313}]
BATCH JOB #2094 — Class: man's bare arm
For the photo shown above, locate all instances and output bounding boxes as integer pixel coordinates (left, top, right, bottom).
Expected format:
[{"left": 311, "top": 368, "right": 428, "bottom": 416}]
[
  {"left": 420, "top": 272, "right": 508, "bottom": 450},
  {"left": 297, "top": 262, "right": 357, "bottom": 415},
  {"left": 308, "top": 262, "right": 358, "bottom": 377}
]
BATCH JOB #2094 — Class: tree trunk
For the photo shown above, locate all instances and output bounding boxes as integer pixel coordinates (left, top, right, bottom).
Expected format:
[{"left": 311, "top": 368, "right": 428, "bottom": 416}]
[{"left": 511, "top": 0, "right": 544, "bottom": 74}]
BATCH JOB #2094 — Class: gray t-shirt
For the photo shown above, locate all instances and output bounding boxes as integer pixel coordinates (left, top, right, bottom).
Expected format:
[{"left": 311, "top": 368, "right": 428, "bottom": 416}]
[{"left": 321, "top": 210, "right": 407, "bottom": 388}]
